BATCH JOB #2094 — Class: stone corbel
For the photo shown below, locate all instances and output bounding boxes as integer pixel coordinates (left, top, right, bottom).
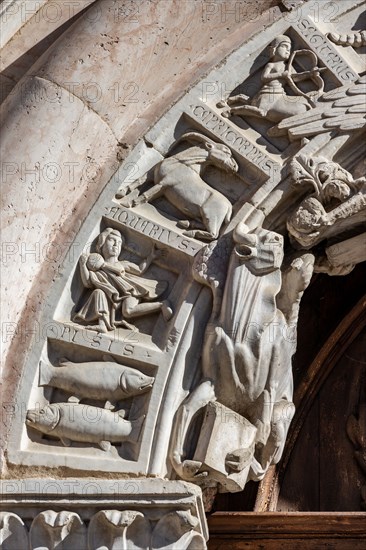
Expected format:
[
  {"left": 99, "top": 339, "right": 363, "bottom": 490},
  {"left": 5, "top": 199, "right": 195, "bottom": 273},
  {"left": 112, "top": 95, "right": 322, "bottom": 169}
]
[
  {"left": 0, "top": 479, "right": 208, "bottom": 550},
  {"left": 0, "top": 512, "right": 28, "bottom": 550},
  {"left": 89, "top": 510, "right": 151, "bottom": 549},
  {"left": 29, "top": 510, "right": 87, "bottom": 549}
]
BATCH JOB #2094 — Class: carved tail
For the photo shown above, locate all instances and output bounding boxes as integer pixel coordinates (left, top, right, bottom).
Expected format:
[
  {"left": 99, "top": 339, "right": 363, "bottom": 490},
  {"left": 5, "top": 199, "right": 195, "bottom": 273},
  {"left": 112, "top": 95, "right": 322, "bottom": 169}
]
[
  {"left": 225, "top": 203, "right": 233, "bottom": 224},
  {"left": 38, "top": 360, "right": 55, "bottom": 387},
  {"left": 128, "top": 415, "right": 145, "bottom": 443}
]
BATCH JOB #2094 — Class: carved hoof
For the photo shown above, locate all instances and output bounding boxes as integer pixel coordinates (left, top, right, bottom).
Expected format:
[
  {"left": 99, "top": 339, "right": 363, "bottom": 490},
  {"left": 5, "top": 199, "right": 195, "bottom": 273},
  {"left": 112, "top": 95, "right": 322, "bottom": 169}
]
[
  {"left": 217, "top": 100, "right": 228, "bottom": 108},
  {"left": 221, "top": 109, "right": 231, "bottom": 118},
  {"left": 118, "top": 197, "right": 133, "bottom": 208},
  {"left": 183, "top": 229, "right": 215, "bottom": 242},
  {"left": 177, "top": 220, "right": 191, "bottom": 229},
  {"left": 162, "top": 300, "right": 173, "bottom": 322},
  {"left": 225, "top": 448, "right": 253, "bottom": 473},
  {"left": 115, "top": 188, "right": 127, "bottom": 199},
  {"left": 181, "top": 460, "right": 207, "bottom": 479}
]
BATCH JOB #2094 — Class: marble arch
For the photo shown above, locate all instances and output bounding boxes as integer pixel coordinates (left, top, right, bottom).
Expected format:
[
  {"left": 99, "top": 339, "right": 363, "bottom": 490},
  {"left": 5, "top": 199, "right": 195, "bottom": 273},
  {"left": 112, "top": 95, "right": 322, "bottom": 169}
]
[{"left": 1, "top": 0, "right": 366, "bottom": 548}]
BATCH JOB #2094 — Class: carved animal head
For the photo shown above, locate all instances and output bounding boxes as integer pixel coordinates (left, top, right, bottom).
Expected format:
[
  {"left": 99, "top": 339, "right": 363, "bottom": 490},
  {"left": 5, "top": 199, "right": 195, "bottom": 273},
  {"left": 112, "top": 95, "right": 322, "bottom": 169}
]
[
  {"left": 176, "top": 132, "right": 238, "bottom": 173},
  {"left": 234, "top": 226, "right": 284, "bottom": 274},
  {"left": 26, "top": 404, "right": 60, "bottom": 433},
  {"left": 119, "top": 369, "right": 155, "bottom": 395},
  {"left": 290, "top": 154, "right": 353, "bottom": 204}
]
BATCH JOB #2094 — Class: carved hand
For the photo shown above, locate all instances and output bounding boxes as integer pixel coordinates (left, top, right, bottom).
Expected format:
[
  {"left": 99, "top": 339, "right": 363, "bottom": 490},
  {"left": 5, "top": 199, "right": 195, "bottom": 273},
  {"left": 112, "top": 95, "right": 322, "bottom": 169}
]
[{"left": 79, "top": 253, "right": 88, "bottom": 266}]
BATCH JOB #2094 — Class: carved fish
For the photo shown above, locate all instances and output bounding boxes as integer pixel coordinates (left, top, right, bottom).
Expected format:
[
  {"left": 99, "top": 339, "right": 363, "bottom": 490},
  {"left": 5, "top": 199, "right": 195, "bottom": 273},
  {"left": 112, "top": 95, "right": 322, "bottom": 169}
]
[
  {"left": 39, "top": 358, "right": 154, "bottom": 407},
  {"left": 26, "top": 403, "right": 145, "bottom": 451}
]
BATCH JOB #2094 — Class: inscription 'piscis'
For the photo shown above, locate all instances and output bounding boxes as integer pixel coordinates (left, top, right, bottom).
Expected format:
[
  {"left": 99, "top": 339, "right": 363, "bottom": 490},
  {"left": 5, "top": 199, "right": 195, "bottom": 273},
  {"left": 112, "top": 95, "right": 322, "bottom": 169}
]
[
  {"left": 105, "top": 206, "right": 203, "bottom": 256},
  {"left": 186, "top": 104, "right": 281, "bottom": 182},
  {"left": 48, "top": 322, "right": 161, "bottom": 365}
]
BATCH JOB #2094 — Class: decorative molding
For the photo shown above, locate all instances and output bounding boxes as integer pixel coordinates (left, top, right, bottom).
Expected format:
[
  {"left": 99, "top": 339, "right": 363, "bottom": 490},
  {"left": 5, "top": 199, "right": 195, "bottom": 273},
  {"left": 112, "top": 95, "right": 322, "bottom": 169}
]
[{"left": 0, "top": 479, "right": 208, "bottom": 550}]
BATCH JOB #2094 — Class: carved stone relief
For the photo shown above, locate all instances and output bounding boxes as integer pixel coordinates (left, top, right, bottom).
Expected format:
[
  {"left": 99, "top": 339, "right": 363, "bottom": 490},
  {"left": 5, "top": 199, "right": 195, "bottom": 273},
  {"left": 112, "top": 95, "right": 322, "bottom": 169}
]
[
  {"left": 8, "top": 0, "right": 364, "bottom": 479},
  {"left": 3, "top": 0, "right": 366, "bottom": 546}
]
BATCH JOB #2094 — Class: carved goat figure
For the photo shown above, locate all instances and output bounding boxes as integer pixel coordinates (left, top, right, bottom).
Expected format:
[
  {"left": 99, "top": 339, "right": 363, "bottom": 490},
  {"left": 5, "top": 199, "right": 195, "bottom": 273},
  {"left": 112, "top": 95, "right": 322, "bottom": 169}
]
[{"left": 116, "top": 132, "right": 238, "bottom": 240}]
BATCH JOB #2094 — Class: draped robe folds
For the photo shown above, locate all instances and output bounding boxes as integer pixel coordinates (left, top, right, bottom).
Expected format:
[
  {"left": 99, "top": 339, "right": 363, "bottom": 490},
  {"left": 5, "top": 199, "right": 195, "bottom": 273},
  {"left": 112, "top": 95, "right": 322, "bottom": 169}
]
[
  {"left": 74, "top": 260, "right": 167, "bottom": 324},
  {"left": 202, "top": 227, "right": 295, "bottom": 476}
]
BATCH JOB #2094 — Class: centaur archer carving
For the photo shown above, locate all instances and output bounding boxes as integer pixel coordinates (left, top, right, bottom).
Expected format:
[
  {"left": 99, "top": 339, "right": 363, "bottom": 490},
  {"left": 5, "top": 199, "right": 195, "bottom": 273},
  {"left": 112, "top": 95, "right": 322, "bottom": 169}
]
[
  {"left": 219, "top": 35, "right": 325, "bottom": 124},
  {"left": 117, "top": 132, "right": 238, "bottom": 241}
]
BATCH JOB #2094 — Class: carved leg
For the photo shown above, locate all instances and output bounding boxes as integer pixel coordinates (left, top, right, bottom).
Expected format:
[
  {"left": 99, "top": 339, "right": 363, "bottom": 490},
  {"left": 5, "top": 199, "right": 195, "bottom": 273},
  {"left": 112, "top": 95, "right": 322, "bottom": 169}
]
[
  {"left": 115, "top": 176, "right": 145, "bottom": 199},
  {"left": 277, "top": 253, "right": 315, "bottom": 326},
  {"left": 122, "top": 297, "right": 173, "bottom": 321},
  {"left": 200, "top": 198, "right": 231, "bottom": 240},
  {"left": 224, "top": 105, "right": 266, "bottom": 118},
  {"left": 170, "top": 380, "right": 216, "bottom": 480}
]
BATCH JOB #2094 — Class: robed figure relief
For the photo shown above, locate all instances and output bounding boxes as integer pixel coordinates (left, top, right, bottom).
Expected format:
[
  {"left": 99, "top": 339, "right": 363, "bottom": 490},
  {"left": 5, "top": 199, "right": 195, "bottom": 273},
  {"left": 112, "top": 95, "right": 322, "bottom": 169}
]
[
  {"left": 73, "top": 228, "right": 173, "bottom": 332},
  {"left": 171, "top": 223, "right": 314, "bottom": 490}
]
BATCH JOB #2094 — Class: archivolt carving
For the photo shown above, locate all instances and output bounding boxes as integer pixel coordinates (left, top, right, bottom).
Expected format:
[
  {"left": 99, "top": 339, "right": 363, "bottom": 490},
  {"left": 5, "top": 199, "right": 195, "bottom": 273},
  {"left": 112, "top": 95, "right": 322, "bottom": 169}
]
[
  {"left": 328, "top": 30, "right": 366, "bottom": 48},
  {"left": 288, "top": 155, "right": 366, "bottom": 243},
  {"left": 74, "top": 227, "right": 173, "bottom": 333},
  {"left": 170, "top": 226, "right": 314, "bottom": 490},
  {"left": 5, "top": 0, "right": 366, "bottom": 530},
  {"left": 219, "top": 35, "right": 325, "bottom": 123}
]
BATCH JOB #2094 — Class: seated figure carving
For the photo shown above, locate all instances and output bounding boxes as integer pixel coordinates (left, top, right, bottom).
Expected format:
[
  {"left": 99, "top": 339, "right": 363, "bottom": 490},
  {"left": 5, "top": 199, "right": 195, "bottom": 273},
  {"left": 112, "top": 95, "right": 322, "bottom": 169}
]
[{"left": 73, "top": 227, "right": 172, "bottom": 333}]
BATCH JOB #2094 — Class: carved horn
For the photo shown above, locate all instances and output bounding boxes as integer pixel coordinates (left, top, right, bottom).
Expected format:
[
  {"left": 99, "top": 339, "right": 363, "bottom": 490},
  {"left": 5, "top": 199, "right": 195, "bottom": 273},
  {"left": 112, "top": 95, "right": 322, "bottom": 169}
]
[{"left": 172, "top": 131, "right": 217, "bottom": 149}]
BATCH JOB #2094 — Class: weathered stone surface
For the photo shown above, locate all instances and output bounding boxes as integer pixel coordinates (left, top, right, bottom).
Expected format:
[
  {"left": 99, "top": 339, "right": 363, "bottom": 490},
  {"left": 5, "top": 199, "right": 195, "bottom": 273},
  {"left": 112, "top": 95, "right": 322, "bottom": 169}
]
[{"left": 1, "top": 0, "right": 366, "bottom": 546}]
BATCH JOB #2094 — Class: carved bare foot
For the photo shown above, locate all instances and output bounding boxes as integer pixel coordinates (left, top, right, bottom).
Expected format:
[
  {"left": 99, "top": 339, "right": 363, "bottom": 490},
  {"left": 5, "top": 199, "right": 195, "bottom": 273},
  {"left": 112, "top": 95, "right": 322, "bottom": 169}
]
[
  {"left": 225, "top": 448, "right": 253, "bottom": 473},
  {"left": 82, "top": 321, "right": 109, "bottom": 333},
  {"left": 115, "top": 319, "right": 137, "bottom": 331}
]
